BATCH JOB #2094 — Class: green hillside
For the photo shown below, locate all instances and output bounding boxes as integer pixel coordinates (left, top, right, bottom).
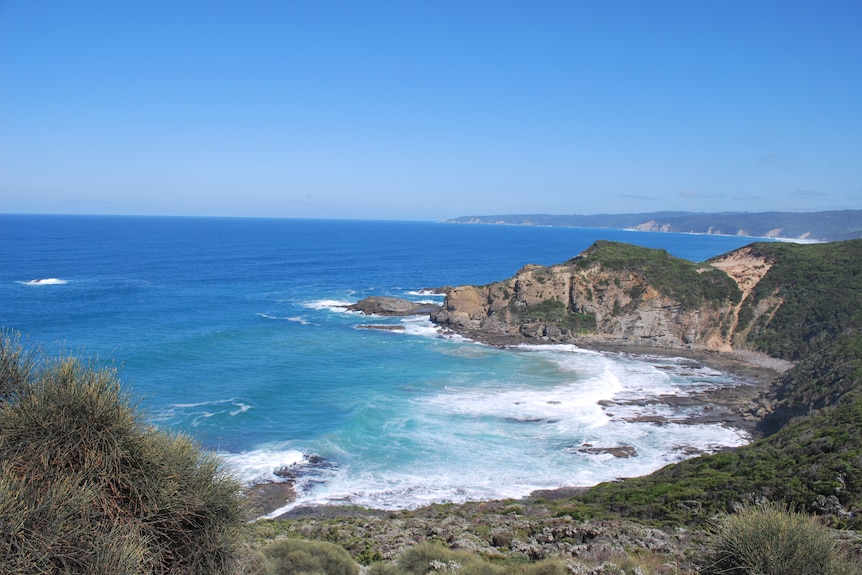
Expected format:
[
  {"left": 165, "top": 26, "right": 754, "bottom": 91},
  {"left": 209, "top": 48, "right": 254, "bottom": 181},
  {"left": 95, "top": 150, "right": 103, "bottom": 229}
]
[
  {"left": 541, "top": 240, "right": 862, "bottom": 529},
  {"left": 575, "top": 240, "right": 742, "bottom": 310},
  {"left": 733, "top": 240, "right": 862, "bottom": 360},
  {"left": 565, "top": 331, "right": 862, "bottom": 529}
]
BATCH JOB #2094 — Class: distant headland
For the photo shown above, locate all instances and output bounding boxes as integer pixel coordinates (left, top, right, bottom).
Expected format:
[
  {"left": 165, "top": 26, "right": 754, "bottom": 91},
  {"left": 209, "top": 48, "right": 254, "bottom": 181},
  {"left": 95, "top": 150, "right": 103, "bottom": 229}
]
[{"left": 445, "top": 209, "right": 862, "bottom": 242}]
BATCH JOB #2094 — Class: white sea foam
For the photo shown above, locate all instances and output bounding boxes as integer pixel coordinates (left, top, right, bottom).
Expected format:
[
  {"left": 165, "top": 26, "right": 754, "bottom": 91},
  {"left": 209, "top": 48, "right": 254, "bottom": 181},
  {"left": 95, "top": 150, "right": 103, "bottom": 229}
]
[
  {"left": 406, "top": 289, "right": 446, "bottom": 297},
  {"left": 303, "top": 299, "right": 355, "bottom": 312},
  {"left": 393, "top": 316, "right": 471, "bottom": 342},
  {"left": 257, "top": 313, "right": 312, "bottom": 325},
  {"left": 418, "top": 374, "right": 615, "bottom": 429},
  {"left": 19, "top": 278, "right": 68, "bottom": 286},
  {"left": 224, "top": 447, "right": 307, "bottom": 484},
  {"left": 256, "top": 346, "right": 751, "bottom": 512},
  {"left": 230, "top": 403, "right": 252, "bottom": 416},
  {"left": 156, "top": 398, "right": 253, "bottom": 427},
  {"left": 273, "top": 422, "right": 748, "bottom": 512},
  {"left": 399, "top": 317, "right": 445, "bottom": 338},
  {"left": 516, "top": 343, "right": 600, "bottom": 355}
]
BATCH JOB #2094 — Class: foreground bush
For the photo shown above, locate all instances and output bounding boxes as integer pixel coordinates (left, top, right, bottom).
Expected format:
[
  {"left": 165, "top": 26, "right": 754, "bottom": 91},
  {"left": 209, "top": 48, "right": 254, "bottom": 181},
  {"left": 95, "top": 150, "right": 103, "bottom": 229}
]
[
  {"left": 260, "top": 538, "right": 359, "bottom": 575},
  {"left": 0, "top": 331, "right": 245, "bottom": 575},
  {"left": 701, "top": 502, "right": 856, "bottom": 575}
]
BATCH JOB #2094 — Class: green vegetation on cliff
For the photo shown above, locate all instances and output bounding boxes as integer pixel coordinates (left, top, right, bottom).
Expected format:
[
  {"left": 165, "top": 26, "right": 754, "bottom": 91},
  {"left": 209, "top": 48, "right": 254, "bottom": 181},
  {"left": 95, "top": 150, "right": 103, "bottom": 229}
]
[
  {"left": 573, "top": 240, "right": 742, "bottom": 310},
  {"left": 733, "top": 239, "right": 862, "bottom": 360},
  {"left": 508, "top": 298, "right": 598, "bottom": 333}
]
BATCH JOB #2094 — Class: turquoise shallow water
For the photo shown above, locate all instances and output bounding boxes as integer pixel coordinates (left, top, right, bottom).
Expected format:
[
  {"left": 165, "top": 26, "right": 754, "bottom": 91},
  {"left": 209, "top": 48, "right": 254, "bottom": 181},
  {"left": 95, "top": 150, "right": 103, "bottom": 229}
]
[{"left": 0, "top": 215, "right": 762, "bottom": 510}]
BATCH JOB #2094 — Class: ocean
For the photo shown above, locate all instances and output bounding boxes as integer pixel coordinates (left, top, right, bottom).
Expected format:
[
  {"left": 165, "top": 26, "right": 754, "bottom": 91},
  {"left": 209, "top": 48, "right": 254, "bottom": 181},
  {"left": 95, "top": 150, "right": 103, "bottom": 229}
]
[{"left": 0, "top": 215, "right": 763, "bottom": 513}]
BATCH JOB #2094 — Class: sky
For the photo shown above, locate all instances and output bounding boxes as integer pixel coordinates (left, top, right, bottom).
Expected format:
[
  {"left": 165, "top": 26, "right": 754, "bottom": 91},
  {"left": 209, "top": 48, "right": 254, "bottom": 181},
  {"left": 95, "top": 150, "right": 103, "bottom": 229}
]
[{"left": 1, "top": 1, "right": 861, "bottom": 221}]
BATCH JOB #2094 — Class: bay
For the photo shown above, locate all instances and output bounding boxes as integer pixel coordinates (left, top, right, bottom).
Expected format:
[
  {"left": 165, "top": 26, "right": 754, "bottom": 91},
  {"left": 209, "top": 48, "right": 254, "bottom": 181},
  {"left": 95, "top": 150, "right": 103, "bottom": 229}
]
[{"left": 0, "top": 215, "right": 762, "bottom": 511}]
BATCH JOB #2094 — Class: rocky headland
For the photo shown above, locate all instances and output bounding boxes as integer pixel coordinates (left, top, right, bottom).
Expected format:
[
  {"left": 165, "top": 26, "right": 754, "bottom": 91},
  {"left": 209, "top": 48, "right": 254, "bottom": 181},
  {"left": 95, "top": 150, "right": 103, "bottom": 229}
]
[{"left": 431, "top": 241, "right": 779, "bottom": 355}]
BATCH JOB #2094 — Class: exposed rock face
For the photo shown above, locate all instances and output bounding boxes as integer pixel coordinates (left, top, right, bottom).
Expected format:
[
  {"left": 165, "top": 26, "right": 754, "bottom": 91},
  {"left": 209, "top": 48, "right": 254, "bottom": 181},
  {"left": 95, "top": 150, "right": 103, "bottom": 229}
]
[
  {"left": 707, "top": 246, "right": 778, "bottom": 347},
  {"left": 431, "top": 241, "right": 777, "bottom": 354},
  {"left": 347, "top": 296, "right": 441, "bottom": 316}
]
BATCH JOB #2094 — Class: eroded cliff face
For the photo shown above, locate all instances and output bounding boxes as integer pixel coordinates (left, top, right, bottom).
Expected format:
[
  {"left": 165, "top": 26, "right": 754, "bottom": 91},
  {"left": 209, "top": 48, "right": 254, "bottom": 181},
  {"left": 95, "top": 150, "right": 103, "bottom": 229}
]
[{"left": 432, "top": 242, "right": 776, "bottom": 353}]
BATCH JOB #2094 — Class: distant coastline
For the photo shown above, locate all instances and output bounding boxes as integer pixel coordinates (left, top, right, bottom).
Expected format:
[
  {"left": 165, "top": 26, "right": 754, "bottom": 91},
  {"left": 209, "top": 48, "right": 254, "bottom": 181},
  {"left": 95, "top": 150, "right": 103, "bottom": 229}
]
[{"left": 445, "top": 209, "right": 862, "bottom": 242}]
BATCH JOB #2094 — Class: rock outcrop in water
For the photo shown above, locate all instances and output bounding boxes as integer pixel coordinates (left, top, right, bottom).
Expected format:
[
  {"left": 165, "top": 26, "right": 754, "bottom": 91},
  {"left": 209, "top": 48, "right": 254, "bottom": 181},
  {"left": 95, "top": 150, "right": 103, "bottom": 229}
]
[{"left": 347, "top": 296, "right": 441, "bottom": 316}]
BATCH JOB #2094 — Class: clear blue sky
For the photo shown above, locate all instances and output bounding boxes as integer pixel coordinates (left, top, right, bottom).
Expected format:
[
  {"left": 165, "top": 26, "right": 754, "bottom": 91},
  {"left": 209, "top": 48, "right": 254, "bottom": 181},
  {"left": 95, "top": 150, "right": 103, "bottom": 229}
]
[{"left": 1, "top": 1, "right": 860, "bottom": 220}]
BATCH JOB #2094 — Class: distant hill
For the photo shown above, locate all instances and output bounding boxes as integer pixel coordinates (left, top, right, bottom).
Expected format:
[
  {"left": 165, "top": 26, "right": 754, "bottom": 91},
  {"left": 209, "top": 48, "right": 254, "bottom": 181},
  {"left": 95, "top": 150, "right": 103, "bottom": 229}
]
[{"left": 446, "top": 210, "right": 862, "bottom": 242}]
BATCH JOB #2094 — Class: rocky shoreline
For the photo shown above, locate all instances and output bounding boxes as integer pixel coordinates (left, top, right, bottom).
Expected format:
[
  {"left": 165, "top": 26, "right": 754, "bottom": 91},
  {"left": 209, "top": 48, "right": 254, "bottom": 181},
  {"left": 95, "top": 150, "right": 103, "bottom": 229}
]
[
  {"left": 245, "top": 324, "right": 787, "bottom": 519},
  {"left": 242, "top": 292, "right": 801, "bottom": 570},
  {"left": 240, "top": 304, "right": 801, "bottom": 572}
]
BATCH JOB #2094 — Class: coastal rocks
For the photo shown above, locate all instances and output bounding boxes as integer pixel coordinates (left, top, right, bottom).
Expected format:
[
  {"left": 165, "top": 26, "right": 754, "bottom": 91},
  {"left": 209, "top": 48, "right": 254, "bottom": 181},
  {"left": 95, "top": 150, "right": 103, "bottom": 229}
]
[
  {"left": 243, "top": 482, "right": 296, "bottom": 520},
  {"left": 577, "top": 445, "right": 638, "bottom": 458},
  {"left": 347, "top": 296, "right": 441, "bottom": 316},
  {"left": 356, "top": 325, "right": 407, "bottom": 331}
]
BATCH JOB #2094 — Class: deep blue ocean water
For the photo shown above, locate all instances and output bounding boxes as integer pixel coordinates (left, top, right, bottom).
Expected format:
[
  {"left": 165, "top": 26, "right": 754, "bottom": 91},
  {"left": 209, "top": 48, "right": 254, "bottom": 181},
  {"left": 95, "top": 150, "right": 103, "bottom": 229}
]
[{"left": 1, "top": 215, "right": 763, "bottom": 512}]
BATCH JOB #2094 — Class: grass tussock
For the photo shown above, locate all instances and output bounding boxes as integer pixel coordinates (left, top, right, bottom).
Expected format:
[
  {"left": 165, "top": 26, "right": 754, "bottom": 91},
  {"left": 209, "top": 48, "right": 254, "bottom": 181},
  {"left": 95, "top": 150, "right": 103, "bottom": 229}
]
[
  {"left": 0, "top": 330, "right": 246, "bottom": 575},
  {"left": 701, "top": 502, "right": 857, "bottom": 575}
]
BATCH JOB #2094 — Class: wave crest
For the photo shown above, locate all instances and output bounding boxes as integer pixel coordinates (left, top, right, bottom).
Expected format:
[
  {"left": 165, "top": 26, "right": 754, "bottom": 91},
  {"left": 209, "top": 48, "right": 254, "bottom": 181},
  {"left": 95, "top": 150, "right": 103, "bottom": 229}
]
[{"left": 19, "top": 278, "right": 68, "bottom": 286}]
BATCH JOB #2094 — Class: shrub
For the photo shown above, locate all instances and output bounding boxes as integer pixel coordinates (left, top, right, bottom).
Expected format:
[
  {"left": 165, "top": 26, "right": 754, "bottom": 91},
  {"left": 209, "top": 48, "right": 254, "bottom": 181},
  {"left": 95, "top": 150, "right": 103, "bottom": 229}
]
[
  {"left": 260, "top": 538, "right": 359, "bottom": 575},
  {"left": 367, "top": 543, "right": 574, "bottom": 575},
  {"left": 0, "top": 332, "right": 245, "bottom": 575},
  {"left": 700, "top": 502, "right": 857, "bottom": 575},
  {"left": 0, "top": 330, "right": 36, "bottom": 400},
  {"left": 506, "top": 560, "right": 569, "bottom": 575},
  {"left": 396, "top": 542, "right": 464, "bottom": 575}
]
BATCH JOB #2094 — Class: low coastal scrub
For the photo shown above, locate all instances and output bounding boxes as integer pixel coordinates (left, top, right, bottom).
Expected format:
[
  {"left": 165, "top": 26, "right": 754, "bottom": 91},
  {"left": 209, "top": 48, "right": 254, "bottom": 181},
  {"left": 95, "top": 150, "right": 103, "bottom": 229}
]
[
  {"left": 0, "top": 331, "right": 246, "bottom": 575},
  {"left": 367, "top": 542, "right": 571, "bottom": 575},
  {"left": 252, "top": 509, "right": 860, "bottom": 575},
  {"left": 259, "top": 538, "right": 359, "bottom": 575}
]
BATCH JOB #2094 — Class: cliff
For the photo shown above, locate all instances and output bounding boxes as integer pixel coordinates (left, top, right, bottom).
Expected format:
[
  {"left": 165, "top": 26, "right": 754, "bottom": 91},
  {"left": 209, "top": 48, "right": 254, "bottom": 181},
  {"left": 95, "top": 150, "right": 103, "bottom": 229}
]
[
  {"left": 433, "top": 241, "right": 747, "bottom": 353},
  {"left": 432, "top": 239, "right": 862, "bottom": 362}
]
